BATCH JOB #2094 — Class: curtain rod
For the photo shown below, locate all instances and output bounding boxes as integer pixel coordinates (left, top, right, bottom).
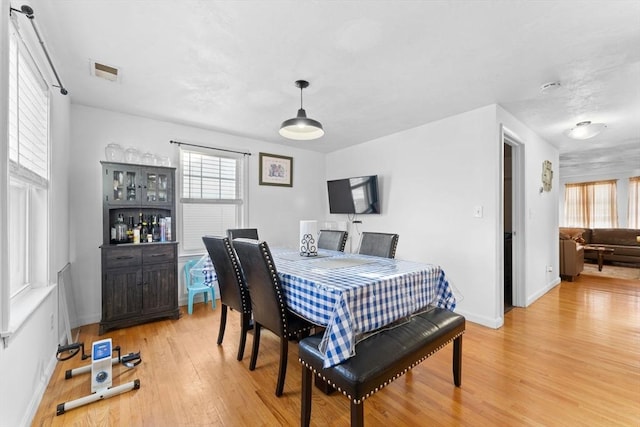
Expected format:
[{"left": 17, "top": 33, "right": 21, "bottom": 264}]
[
  {"left": 10, "top": 5, "right": 68, "bottom": 95},
  {"left": 169, "top": 140, "right": 251, "bottom": 156}
]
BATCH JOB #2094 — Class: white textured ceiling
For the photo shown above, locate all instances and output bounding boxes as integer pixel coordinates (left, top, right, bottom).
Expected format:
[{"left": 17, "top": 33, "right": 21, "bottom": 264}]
[{"left": 21, "top": 0, "right": 640, "bottom": 177}]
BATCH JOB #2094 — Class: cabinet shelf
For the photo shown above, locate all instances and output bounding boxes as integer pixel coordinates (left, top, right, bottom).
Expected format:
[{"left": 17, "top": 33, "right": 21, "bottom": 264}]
[{"left": 101, "top": 241, "right": 177, "bottom": 248}]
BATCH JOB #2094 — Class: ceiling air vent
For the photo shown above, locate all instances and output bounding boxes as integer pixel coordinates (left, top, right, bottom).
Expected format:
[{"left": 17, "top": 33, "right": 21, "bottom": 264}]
[{"left": 90, "top": 60, "right": 120, "bottom": 82}]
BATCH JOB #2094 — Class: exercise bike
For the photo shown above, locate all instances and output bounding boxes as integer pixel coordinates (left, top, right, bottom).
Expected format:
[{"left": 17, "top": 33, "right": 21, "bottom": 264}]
[{"left": 54, "top": 338, "right": 142, "bottom": 415}]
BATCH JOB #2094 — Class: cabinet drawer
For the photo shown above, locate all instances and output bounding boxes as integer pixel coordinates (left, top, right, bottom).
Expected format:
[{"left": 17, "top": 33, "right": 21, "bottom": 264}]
[
  {"left": 104, "top": 247, "right": 142, "bottom": 269},
  {"left": 143, "top": 244, "right": 176, "bottom": 264}
]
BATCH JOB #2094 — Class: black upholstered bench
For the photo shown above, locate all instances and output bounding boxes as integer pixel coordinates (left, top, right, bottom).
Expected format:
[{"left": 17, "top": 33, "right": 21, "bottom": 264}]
[{"left": 298, "top": 307, "right": 465, "bottom": 427}]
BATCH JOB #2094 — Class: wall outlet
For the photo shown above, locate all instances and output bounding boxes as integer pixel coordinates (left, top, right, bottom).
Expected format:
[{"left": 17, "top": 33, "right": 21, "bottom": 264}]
[{"left": 546, "top": 265, "right": 553, "bottom": 272}]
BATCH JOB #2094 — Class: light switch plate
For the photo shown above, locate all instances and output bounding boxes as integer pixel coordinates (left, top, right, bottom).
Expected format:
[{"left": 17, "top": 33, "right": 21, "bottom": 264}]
[{"left": 473, "top": 206, "right": 483, "bottom": 218}]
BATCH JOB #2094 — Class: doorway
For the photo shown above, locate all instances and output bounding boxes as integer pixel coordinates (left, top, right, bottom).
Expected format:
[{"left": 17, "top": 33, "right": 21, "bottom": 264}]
[
  {"left": 502, "top": 129, "right": 525, "bottom": 312},
  {"left": 504, "top": 144, "right": 513, "bottom": 312}
]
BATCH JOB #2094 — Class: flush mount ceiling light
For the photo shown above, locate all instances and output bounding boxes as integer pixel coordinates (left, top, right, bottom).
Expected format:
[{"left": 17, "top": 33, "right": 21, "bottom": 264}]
[
  {"left": 565, "top": 121, "right": 607, "bottom": 140},
  {"left": 279, "top": 80, "right": 324, "bottom": 141}
]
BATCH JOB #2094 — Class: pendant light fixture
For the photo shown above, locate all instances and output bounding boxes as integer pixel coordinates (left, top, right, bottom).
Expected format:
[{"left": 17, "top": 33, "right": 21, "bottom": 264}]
[
  {"left": 565, "top": 120, "right": 607, "bottom": 140},
  {"left": 279, "top": 80, "right": 324, "bottom": 140}
]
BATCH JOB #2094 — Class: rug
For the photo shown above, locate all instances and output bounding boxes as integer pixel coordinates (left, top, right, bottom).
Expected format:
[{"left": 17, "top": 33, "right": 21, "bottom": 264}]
[{"left": 582, "top": 262, "right": 640, "bottom": 280}]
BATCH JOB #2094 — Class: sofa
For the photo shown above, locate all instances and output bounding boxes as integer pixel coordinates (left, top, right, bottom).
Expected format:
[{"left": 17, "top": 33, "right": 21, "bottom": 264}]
[
  {"left": 559, "top": 238, "right": 584, "bottom": 281},
  {"left": 560, "top": 227, "right": 640, "bottom": 267}
]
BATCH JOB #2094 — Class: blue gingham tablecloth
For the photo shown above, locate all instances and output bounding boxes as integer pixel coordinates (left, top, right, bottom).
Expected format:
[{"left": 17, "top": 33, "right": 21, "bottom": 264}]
[{"left": 202, "top": 248, "right": 456, "bottom": 367}]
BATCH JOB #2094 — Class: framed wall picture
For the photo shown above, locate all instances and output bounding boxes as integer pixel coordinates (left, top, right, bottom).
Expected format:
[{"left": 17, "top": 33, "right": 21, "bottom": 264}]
[{"left": 259, "top": 152, "right": 293, "bottom": 187}]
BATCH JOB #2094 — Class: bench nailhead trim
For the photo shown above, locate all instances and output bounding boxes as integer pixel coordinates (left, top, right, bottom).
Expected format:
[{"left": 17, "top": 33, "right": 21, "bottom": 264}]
[{"left": 299, "top": 330, "right": 464, "bottom": 404}]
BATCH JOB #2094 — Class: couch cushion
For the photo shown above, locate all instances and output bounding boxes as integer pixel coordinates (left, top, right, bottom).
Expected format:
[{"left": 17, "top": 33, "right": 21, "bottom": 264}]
[
  {"left": 587, "top": 244, "right": 640, "bottom": 257},
  {"left": 590, "top": 228, "right": 640, "bottom": 246},
  {"left": 559, "top": 228, "right": 587, "bottom": 244}
]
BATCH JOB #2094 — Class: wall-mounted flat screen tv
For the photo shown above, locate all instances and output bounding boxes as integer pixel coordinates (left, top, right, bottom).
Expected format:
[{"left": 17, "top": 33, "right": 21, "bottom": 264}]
[{"left": 327, "top": 175, "right": 380, "bottom": 214}]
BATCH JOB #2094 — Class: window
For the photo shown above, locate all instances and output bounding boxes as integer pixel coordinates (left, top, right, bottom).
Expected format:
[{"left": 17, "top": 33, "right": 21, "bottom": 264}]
[
  {"left": 7, "top": 24, "right": 50, "bottom": 297},
  {"left": 629, "top": 176, "right": 640, "bottom": 228},
  {"left": 564, "top": 180, "right": 618, "bottom": 228},
  {"left": 180, "top": 148, "right": 247, "bottom": 253}
]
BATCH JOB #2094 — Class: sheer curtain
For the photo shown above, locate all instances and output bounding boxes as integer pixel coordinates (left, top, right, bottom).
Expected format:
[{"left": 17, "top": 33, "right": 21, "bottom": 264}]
[
  {"left": 628, "top": 176, "right": 640, "bottom": 228},
  {"left": 564, "top": 180, "right": 618, "bottom": 228}
]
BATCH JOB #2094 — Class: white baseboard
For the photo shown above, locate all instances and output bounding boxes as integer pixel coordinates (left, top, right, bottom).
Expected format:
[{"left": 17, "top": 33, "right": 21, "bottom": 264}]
[
  {"left": 527, "top": 277, "right": 561, "bottom": 307},
  {"left": 454, "top": 308, "right": 503, "bottom": 329}
]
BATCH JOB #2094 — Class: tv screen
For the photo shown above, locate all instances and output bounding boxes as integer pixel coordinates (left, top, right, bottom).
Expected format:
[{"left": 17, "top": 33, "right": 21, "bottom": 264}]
[
  {"left": 327, "top": 179, "right": 354, "bottom": 214},
  {"left": 327, "top": 175, "right": 380, "bottom": 214}
]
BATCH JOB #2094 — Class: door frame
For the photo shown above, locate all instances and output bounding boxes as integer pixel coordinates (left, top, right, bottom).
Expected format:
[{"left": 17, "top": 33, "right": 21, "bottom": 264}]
[{"left": 501, "top": 126, "right": 526, "bottom": 308}]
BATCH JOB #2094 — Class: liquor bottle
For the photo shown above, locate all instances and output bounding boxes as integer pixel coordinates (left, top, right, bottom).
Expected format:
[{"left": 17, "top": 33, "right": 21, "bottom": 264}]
[
  {"left": 141, "top": 215, "right": 148, "bottom": 240},
  {"left": 151, "top": 215, "right": 160, "bottom": 241},
  {"left": 127, "top": 216, "right": 135, "bottom": 242},
  {"left": 115, "top": 214, "right": 128, "bottom": 243}
]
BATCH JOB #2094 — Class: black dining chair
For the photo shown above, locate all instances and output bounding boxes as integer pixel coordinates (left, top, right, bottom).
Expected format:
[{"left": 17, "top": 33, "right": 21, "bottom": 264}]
[
  {"left": 358, "top": 232, "right": 399, "bottom": 258},
  {"left": 317, "top": 229, "right": 348, "bottom": 252},
  {"left": 202, "top": 236, "right": 252, "bottom": 361},
  {"left": 226, "top": 228, "right": 259, "bottom": 240},
  {"left": 232, "top": 238, "right": 315, "bottom": 397}
]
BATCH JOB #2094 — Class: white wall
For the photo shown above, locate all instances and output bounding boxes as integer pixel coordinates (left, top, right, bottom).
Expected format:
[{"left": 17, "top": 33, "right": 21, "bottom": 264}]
[
  {"left": 326, "top": 104, "right": 560, "bottom": 328},
  {"left": 0, "top": 294, "right": 59, "bottom": 427},
  {"left": 497, "top": 106, "right": 561, "bottom": 307},
  {"left": 0, "top": 18, "right": 72, "bottom": 425},
  {"left": 69, "top": 105, "right": 327, "bottom": 325},
  {"left": 559, "top": 169, "right": 640, "bottom": 228}
]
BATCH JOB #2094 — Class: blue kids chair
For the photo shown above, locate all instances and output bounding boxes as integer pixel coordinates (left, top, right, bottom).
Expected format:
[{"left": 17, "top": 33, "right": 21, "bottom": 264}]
[{"left": 184, "top": 257, "right": 216, "bottom": 315}]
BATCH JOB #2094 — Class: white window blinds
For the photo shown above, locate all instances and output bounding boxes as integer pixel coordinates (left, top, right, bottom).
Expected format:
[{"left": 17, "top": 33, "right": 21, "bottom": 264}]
[
  {"left": 9, "top": 28, "right": 49, "bottom": 188},
  {"left": 182, "top": 150, "right": 240, "bottom": 202},
  {"left": 180, "top": 148, "right": 246, "bottom": 252}
]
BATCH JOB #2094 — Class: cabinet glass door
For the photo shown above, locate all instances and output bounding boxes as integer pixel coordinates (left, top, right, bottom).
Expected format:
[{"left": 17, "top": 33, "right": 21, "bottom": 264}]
[
  {"left": 158, "top": 174, "right": 169, "bottom": 202},
  {"left": 145, "top": 170, "right": 170, "bottom": 203},
  {"left": 125, "top": 171, "right": 138, "bottom": 201},
  {"left": 146, "top": 172, "right": 157, "bottom": 202},
  {"left": 106, "top": 166, "right": 139, "bottom": 203}
]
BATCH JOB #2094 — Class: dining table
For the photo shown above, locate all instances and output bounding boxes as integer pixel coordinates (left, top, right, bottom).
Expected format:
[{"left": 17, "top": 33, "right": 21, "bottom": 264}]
[{"left": 202, "top": 247, "right": 457, "bottom": 368}]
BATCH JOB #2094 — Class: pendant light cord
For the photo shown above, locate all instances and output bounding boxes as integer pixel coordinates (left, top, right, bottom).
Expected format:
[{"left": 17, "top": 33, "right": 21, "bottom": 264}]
[{"left": 300, "top": 86, "right": 304, "bottom": 109}]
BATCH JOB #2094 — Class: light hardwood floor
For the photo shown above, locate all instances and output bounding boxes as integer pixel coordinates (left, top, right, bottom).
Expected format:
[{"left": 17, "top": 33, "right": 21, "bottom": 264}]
[{"left": 32, "top": 273, "right": 639, "bottom": 426}]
